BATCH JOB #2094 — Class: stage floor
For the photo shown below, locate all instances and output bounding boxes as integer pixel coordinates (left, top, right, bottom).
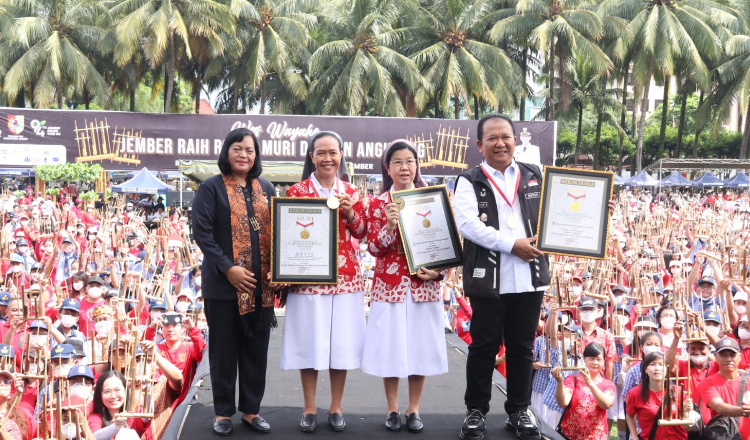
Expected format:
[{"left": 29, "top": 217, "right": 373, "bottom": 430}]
[{"left": 171, "top": 317, "right": 562, "bottom": 440}]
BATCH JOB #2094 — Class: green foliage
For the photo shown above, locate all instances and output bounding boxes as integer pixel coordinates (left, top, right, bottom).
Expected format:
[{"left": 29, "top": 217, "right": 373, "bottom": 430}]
[
  {"left": 79, "top": 190, "right": 99, "bottom": 200},
  {"left": 35, "top": 163, "right": 104, "bottom": 183}
]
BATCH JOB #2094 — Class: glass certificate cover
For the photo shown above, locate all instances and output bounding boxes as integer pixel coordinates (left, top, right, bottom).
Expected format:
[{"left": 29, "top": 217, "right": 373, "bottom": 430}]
[
  {"left": 392, "top": 185, "right": 463, "bottom": 274},
  {"left": 536, "top": 167, "right": 614, "bottom": 259},
  {"left": 271, "top": 197, "right": 339, "bottom": 284}
]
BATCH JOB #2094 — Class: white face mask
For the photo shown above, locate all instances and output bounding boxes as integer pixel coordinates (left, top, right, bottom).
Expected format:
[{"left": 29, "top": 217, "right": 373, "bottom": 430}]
[
  {"left": 27, "top": 363, "right": 39, "bottom": 375},
  {"left": 61, "top": 422, "right": 78, "bottom": 439},
  {"left": 572, "top": 286, "right": 583, "bottom": 296},
  {"left": 642, "top": 345, "right": 661, "bottom": 356},
  {"left": 580, "top": 310, "right": 597, "bottom": 323},
  {"left": 73, "top": 282, "right": 84, "bottom": 291},
  {"left": 94, "top": 320, "right": 112, "bottom": 335},
  {"left": 175, "top": 302, "right": 189, "bottom": 313},
  {"left": 359, "top": 243, "right": 367, "bottom": 251},
  {"left": 197, "top": 321, "right": 208, "bottom": 331},
  {"left": 617, "top": 315, "right": 629, "bottom": 326},
  {"left": 60, "top": 314, "right": 78, "bottom": 328},
  {"left": 706, "top": 325, "right": 721, "bottom": 336},
  {"left": 54, "top": 364, "right": 71, "bottom": 377},
  {"left": 87, "top": 287, "right": 102, "bottom": 299},
  {"left": 689, "top": 354, "right": 708, "bottom": 366},
  {"left": 739, "top": 328, "right": 750, "bottom": 340},
  {"left": 20, "top": 220, "right": 29, "bottom": 226},
  {"left": 194, "top": 276, "right": 202, "bottom": 287},
  {"left": 10, "top": 265, "right": 22, "bottom": 273},
  {"left": 736, "top": 305, "right": 747, "bottom": 315},
  {"left": 660, "top": 317, "right": 676, "bottom": 330},
  {"left": 30, "top": 334, "right": 48, "bottom": 347},
  {"left": 70, "top": 384, "right": 91, "bottom": 400},
  {"left": 150, "top": 311, "right": 162, "bottom": 322}
]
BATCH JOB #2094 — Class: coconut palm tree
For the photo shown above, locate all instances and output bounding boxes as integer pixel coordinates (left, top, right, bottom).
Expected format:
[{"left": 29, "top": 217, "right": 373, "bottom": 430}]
[
  {"left": 598, "top": 0, "right": 733, "bottom": 170},
  {"left": 308, "top": 0, "right": 420, "bottom": 116},
  {"left": 491, "top": 0, "right": 613, "bottom": 121},
  {"left": 403, "top": 0, "right": 523, "bottom": 119},
  {"left": 110, "top": 0, "right": 232, "bottom": 112},
  {"left": 223, "top": 0, "right": 313, "bottom": 114},
  {"left": 1, "top": 0, "right": 113, "bottom": 108},
  {"left": 716, "top": 33, "right": 750, "bottom": 157}
]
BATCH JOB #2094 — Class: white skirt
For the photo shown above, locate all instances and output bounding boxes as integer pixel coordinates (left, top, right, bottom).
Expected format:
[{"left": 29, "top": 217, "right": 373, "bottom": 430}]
[
  {"left": 361, "top": 289, "right": 448, "bottom": 378},
  {"left": 280, "top": 292, "right": 366, "bottom": 370}
]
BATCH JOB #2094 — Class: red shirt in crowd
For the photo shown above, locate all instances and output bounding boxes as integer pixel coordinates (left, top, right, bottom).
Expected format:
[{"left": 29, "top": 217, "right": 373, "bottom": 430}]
[
  {"left": 77, "top": 297, "right": 105, "bottom": 337},
  {"left": 697, "top": 372, "right": 750, "bottom": 438},
  {"left": 559, "top": 374, "right": 616, "bottom": 440},
  {"left": 626, "top": 385, "right": 688, "bottom": 440}
]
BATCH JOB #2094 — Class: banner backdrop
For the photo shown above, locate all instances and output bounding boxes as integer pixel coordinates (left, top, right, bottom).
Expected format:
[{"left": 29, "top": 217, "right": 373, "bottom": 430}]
[{"left": 0, "top": 109, "right": 556, "bottom": 176}]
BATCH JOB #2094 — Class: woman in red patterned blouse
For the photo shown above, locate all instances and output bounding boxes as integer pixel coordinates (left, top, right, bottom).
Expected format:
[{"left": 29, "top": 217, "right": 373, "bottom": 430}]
[
  {"left": 279, "top": 131, "right": 368, "bottom": 433},
  {"left": 551, "top": 342, "right": 616, "bottom": 440},
  {"left": 361, "top": 140, "right": 448, "bottom": 434}
]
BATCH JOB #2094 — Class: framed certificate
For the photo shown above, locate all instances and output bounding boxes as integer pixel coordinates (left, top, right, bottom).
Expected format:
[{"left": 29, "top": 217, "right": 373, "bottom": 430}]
[
  {"left": 392, "top": 185, "right": 463, "bottom": 274},
  {"left": 536, "top": 167, "right": 614, "bottom": 259},
  {"left": 270, "top": 197, "right": 339, "bottom": 284}
]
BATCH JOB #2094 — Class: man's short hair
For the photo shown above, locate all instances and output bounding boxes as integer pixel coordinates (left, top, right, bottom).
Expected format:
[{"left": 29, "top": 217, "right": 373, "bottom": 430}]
[{"left": 477, "top": 113, "right": 515, "bottom": 141}]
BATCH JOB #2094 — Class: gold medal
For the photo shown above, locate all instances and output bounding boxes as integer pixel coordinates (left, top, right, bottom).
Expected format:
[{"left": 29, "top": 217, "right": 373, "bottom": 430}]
[
  {"left": 327, "top": 196, "right": 340, "bottom": 210},
  {"left": 507, "top": 215, "right": 520, "bottom": 229},
  {"left": 300, "top": 229, "right": 310, "bottom": 239},
  {"left": 393, "top": 196, "right": 405, "bottom": 211},
  {"left": 571, "top": 201, "right": 581, "bottom": 212},
  {"left": 422, "top": 219, "right": 431, "bottom": 228}
]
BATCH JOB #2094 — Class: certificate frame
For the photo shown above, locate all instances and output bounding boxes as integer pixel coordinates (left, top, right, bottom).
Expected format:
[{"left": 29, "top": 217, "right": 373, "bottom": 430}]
[
  {"left": 392, "top": 185, "right": 463, "bottom": 274},
  {"left": 536, "top": 167, "right": 614, "bottom": 259},
  {"left": 270, "top": 197, "right": 339, "bottom": 284}
]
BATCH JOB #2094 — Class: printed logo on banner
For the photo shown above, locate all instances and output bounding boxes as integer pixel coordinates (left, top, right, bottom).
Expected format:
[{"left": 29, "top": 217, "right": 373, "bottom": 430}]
[
  {"left": 7, "top": 115, "right": 24, "bottom": 135},
  {"left": 30, "top": 120, "right": 61, "bottom": 137}
]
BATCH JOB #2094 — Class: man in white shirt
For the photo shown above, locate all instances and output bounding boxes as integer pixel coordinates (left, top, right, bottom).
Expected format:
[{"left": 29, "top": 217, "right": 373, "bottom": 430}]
[{"left": 456, "top": 114, "right": 548, "bottom": 440}]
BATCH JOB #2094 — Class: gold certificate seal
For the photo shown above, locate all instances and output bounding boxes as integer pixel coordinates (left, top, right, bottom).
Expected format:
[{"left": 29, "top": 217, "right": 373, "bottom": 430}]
[
  {"left": 300, "top": 230, "right": 310, "bottom": 239},
  {"left": 422, "top": 219, "right": 431, "bottom": 228},
  {"left": 570, "top": 201, "right": 581, "bottom": 212}
]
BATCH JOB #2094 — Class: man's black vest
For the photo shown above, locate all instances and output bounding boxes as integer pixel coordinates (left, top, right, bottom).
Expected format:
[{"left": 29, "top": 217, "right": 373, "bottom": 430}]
[{"left": 457, "top": 162, "right": 551, "bottom": 298}]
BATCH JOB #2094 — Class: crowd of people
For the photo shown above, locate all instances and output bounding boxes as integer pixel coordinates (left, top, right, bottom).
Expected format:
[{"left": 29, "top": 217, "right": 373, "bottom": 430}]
[
  {"left": 0, "top": 185, "right": 206, "bottom": 439},
  {"left": 2, "top": 113, "right": 750, "bottom": 440}
]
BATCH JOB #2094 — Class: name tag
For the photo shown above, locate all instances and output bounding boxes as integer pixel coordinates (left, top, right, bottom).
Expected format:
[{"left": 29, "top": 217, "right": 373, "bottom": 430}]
[
  {"left": 473, "top": 268, "right": 486, "bottom": 278},
  {"left": 479, "top": 202, "right": 488, "bottom": 208},
  {"left": 525, "top": 192, "right": 540, "bottom": 199}
]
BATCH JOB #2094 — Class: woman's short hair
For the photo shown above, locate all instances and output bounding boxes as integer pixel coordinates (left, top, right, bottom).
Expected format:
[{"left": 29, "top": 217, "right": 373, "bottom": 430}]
[
  {"left": 217, "top": 128, "right": 262, "bottom": 179},
  {"left": 583, "top": 342, "right": 605, "bottom": 358}
]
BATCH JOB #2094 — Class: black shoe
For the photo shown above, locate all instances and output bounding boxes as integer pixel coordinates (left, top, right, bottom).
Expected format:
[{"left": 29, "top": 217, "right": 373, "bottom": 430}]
[
  {"left": 213, "top": 419, "right": 233, "bottom": 436},
  {"left": 504, "top": 410, "right": 541, "bottom": 440},
  {"left": 460, "top": 409, "right": 485, "bottom": 440},
  {"left": 300, "top": 413, "right": 317, "bottom": 433},
  {"left": 385, "top": 411, "right": 401, "bottom": 432},
  {"left": 405, "top": 412, "right": 423, "bottom": 433},
  {"left": 242, "top": 415, "right": 270, "bottom": 433},
  {"left": 328, "top": 412, "right": 346, "bottom": 432}
]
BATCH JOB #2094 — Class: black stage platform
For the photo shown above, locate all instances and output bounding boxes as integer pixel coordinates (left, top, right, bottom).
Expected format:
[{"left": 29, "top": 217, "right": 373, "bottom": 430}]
[{"left": 168, "top": 317, "right": 563, "bottom": 440}]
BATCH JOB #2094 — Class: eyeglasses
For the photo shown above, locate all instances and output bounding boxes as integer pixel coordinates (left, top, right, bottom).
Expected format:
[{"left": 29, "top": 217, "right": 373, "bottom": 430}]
[
  {"left": 389, "top": 159, "right": 417, "bottom": 168},
  {"left": 102, "top": 387, "right": 124, "bottom": 396},
  {"left": 0, "top": 379, "right": 12, "bottom": 385}
]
